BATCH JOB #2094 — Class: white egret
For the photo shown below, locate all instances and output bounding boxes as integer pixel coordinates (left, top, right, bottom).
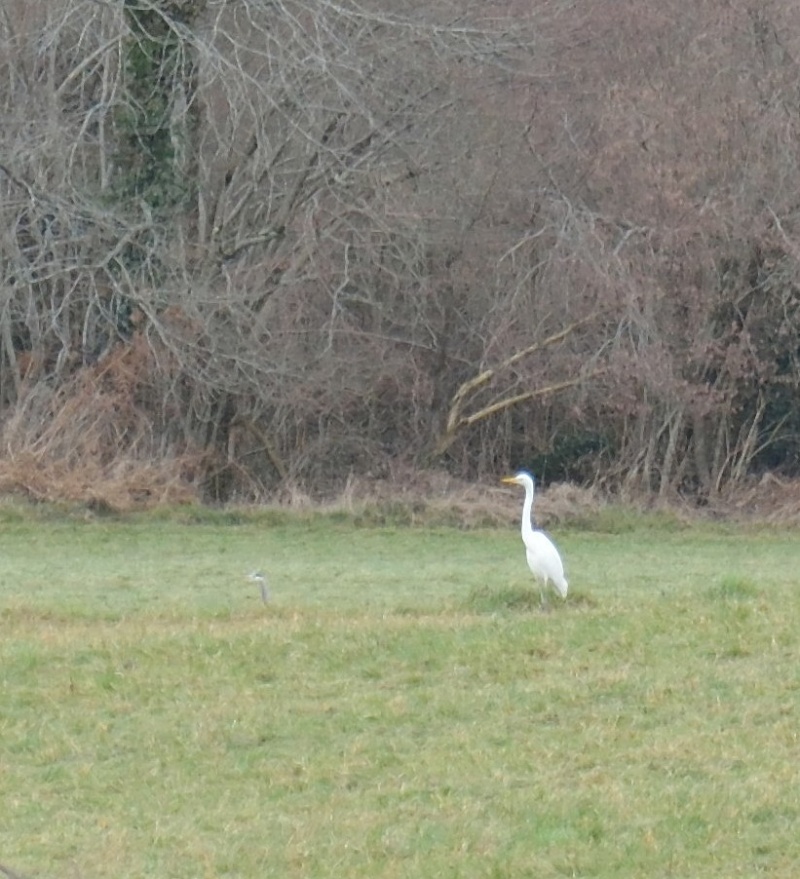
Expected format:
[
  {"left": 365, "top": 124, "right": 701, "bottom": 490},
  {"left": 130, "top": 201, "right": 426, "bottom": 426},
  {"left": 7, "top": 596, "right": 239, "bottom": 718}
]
[{"left": 501, "top": 471, "right": 568, "bottom": 603}]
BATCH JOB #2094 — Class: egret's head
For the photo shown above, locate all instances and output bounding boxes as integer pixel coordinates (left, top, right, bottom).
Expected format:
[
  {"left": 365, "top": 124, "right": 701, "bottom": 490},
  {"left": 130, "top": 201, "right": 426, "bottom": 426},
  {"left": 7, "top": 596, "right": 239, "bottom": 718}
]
[{"left": 501, "top": 470, "right": 535, "bottom": 489}]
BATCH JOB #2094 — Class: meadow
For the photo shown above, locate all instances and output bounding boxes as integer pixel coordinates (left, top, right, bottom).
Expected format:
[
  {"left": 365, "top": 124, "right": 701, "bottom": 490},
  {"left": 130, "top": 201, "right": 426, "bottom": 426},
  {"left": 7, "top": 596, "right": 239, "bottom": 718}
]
[{"left": 1, "top": 504, "right": 799, "bottom": 878}]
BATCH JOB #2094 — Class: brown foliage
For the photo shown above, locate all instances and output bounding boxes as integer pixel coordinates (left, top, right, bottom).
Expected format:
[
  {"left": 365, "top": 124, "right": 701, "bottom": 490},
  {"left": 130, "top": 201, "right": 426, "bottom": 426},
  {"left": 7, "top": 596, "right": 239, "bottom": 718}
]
[{"left": 0, "top": 337, "right": 206, "bottom": 510}]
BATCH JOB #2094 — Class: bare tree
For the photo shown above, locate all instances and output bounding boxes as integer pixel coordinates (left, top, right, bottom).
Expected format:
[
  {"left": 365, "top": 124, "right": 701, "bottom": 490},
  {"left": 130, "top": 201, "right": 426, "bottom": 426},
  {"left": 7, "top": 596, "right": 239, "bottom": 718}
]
[
  {"left": 502, "top": 0, "right": 800, "bottom": 495},
  {"left": 1, "top": 0, "right": 585, "bottom": 501},
  {"left": 4, "top": 0, "right": 800, "bottom": 504}
]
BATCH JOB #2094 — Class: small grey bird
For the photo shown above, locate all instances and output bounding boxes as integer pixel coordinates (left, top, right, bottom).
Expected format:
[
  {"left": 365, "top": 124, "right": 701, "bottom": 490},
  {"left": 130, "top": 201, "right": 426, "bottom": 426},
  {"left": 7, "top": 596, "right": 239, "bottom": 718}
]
[{"left": 247, "top": 570, "right": 271, "bottom": 604}]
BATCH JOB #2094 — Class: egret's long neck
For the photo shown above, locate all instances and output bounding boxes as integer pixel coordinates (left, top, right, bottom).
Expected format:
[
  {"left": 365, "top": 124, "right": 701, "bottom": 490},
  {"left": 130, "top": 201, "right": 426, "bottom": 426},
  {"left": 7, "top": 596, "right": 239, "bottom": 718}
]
[{"left": 521, "top": 481, "right": 535, "bottom": 539}]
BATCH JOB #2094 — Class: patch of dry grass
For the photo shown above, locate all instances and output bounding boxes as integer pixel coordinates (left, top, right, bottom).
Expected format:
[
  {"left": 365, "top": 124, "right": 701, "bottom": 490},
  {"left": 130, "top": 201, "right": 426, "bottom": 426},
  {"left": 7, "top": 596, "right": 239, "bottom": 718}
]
[{"left": 0, "top": 346, "right": 205, "bottom": 511}]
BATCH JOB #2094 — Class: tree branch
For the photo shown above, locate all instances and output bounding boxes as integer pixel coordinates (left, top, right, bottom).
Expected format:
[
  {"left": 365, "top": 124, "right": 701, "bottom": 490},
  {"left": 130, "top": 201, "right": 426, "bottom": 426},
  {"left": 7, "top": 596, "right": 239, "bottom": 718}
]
[{"left": 434, "top": 311, "right": 601, "bottom": 455}]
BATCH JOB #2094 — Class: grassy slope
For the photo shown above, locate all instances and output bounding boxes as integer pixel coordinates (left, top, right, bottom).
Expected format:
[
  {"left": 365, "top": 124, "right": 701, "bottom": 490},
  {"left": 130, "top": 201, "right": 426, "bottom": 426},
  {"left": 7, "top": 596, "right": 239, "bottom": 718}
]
[{"left": 1, "top": 509, "right": 799, "bottom": 878}]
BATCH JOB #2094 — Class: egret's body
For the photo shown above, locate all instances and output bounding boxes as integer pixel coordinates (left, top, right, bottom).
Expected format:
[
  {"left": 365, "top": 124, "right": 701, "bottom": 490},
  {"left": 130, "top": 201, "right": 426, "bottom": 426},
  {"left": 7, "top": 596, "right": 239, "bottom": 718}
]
[{"left": 501, "top": 471, "right": 568, "bottom": 602}]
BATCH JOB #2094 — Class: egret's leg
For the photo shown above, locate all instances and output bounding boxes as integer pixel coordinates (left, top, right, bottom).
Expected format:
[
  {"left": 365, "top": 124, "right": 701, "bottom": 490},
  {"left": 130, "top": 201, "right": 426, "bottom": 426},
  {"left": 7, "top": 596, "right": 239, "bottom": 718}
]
[{"left": 539, "top": 579, "right": 550, "bottom": 612}]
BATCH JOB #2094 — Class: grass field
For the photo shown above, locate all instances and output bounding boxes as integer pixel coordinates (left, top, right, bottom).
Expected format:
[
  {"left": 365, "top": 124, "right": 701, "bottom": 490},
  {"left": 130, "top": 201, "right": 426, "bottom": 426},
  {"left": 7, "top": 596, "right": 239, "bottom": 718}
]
[{"left": 1, "top": 504, "right": 799, "bottom": 878}]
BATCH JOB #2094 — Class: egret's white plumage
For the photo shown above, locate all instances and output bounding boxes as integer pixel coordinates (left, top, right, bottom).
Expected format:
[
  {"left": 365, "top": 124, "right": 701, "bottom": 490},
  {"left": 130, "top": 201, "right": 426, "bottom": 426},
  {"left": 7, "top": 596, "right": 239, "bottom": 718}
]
[{"left": 501, "top": 471, "right": 568, "bottom": 602}]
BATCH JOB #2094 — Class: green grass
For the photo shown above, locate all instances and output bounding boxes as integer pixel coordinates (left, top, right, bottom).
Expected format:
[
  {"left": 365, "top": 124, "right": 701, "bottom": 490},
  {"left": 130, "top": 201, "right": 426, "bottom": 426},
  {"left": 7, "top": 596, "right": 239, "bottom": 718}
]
[{"left": 1, "top": 510, "right": 799, "bottom": 877}]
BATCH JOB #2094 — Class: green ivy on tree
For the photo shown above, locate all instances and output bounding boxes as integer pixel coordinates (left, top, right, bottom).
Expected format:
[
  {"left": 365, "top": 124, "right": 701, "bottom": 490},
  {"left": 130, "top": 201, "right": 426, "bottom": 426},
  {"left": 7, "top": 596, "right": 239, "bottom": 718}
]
[{"left": 115, "top": 0, "right": 203, "bottom": 215}]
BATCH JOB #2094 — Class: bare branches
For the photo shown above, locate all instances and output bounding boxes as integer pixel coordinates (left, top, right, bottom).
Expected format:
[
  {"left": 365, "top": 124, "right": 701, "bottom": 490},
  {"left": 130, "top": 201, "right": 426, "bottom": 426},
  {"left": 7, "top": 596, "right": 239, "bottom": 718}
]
[
  {"left": 4, "top": 0, "right": 800, "bottom": 499},
  {"left": 1, "top": 0, "right": 560, "bottom": 498},
  {"left": 431, "top": 315, "right": 602, "bottom": 458}
]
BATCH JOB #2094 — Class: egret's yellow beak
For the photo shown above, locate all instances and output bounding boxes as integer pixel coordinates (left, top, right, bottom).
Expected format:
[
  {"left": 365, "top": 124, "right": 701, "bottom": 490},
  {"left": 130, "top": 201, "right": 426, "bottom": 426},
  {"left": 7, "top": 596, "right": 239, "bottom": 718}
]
[{"left": 501, "top": 476, "right": 518, "bottom": 485}]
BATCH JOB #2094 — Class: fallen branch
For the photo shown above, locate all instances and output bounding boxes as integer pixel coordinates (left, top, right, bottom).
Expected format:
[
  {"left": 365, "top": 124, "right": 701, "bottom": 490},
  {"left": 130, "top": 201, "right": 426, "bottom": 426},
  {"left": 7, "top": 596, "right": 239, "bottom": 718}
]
[
  {"left": 431, "top": 313, "right": 602, "bottom": 457},
  {"left": 432, "top": 374, "right": 597, "bottom": 458}
]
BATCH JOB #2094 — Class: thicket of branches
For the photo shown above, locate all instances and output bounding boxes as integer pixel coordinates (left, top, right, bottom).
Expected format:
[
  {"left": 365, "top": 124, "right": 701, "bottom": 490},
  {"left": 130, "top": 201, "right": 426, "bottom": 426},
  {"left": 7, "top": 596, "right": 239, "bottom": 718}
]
[{"left": 1, "top": 0, "right": 800, "bottom": 505}]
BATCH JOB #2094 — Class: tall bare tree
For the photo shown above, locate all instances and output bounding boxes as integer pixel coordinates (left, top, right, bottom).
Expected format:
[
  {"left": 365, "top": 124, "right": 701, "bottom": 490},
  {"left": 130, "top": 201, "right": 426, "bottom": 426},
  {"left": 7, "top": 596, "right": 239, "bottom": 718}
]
[{"left": 1, "top": 0, "right": 587, "bottom": 501}]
